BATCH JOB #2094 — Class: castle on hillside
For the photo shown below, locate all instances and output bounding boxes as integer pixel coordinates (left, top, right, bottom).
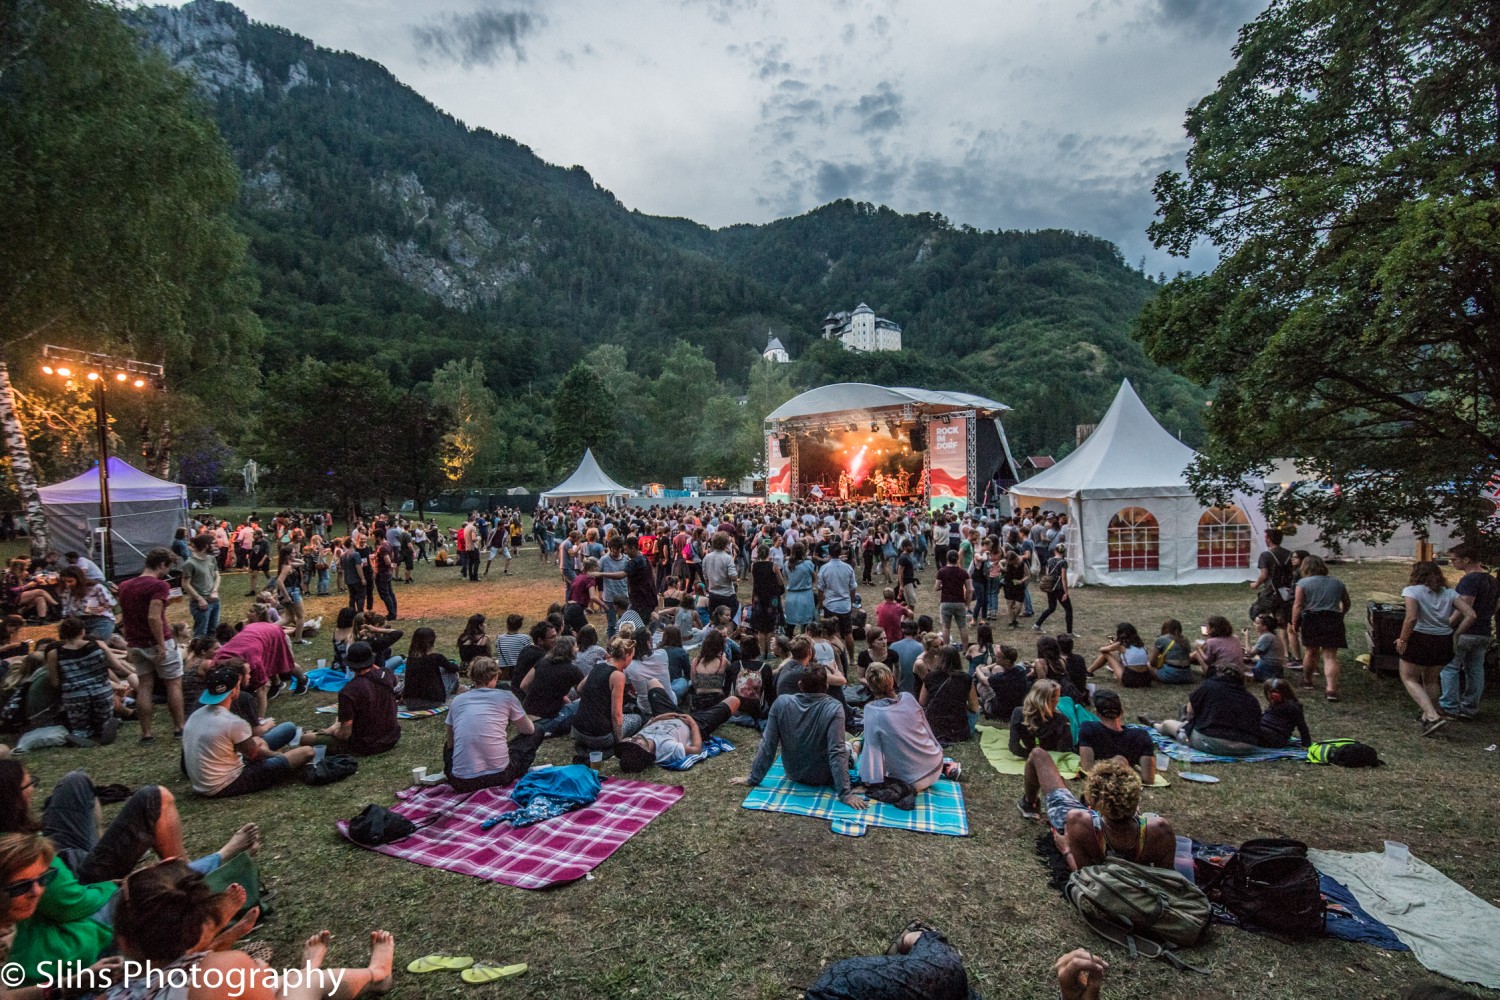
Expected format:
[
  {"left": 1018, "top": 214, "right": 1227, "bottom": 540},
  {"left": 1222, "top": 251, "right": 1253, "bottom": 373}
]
[{"left": 821, "top": 303, "right": 902, "bottom": 352}]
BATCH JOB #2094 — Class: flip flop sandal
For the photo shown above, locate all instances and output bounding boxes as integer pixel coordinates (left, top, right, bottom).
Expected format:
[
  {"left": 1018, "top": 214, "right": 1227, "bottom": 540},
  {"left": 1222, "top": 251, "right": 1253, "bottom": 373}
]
[
  {"left": 461, "top": 962, "right": 527, "bottom": 984},
  {"left": 407, "top": 956, "right": 475, "bottom": 974}
]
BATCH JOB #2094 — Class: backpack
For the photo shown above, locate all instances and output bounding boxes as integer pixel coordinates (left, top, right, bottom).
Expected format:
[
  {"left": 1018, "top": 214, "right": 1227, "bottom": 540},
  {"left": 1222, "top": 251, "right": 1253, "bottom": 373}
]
[
  {"left": 303, "top": 753, "right": 359, "bottom": 786},
  {"left": 347, "top": 803, "right": 416, "bottom": 845},
  {"left": 1065, "top": 858, "right": 1212, "bottom": 972},
  {"left": 1204, "top": 838, "right": 1325, "bottom": 939},
  {"left": 1306, "top": 738, "right": 1383, "bottom": 768}
]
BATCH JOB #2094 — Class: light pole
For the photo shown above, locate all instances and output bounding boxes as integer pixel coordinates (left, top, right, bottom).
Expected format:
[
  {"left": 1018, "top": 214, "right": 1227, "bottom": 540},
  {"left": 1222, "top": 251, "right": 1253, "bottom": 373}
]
[{"left": 40, "top": 346, "right": 164, "bottom": 580}]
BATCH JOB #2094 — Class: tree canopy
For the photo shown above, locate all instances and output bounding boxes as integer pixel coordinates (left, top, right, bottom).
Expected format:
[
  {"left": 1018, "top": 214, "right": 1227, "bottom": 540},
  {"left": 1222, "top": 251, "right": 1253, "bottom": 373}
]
[{"left": 1139, "top": 0, "right": 1500, "bottom": 545}]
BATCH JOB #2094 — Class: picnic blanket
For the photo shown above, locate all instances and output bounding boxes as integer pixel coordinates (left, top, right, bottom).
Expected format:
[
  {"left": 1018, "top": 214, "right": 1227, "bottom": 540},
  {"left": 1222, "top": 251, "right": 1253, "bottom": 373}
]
[
  {"left": 1309, "top": 848, "right": 1500, "bottom": 989},
  {"left": 740, "top": 758, "right": 968, "bottom": 837},
  {"left": 314, "top": 703, "right": 449, "bottom": 720},
  {"left": 974, "top": 726, "right": 1168, "bottom": 786},
  {"left": 1149, "top": 729, "right": 1306, "bottom": 765},
  {"left": 659, "top": 735, "right": 735, "bottom": 771},
  {"left": 336, "top": 778, "right": 682, "bottom": 890}
]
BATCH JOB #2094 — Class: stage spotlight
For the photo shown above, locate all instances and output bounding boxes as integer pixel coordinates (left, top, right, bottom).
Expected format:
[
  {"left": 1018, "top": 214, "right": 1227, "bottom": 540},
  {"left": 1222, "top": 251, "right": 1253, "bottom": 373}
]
[
  {"left": 941, "top": 414, "right": 952, "bottom": 424},
  {"left": 115, "top": 372, "right": 127, "bottom": 382}
]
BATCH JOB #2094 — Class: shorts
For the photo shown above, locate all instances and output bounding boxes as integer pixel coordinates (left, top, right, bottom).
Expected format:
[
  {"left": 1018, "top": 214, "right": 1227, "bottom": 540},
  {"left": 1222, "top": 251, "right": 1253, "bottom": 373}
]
[
  {"left": 1121, "top": 667, "right": 1153, "bottom": 688},
  {"left": 1404, "top": 631, "right": 1454, "bottom": 668},
  {"left": 1299, "top": 610, "right": 1347, "bottom": 649},
  {"left": 212, "top": 755, "right": 292, "bottom": 798},
  {"left": 939, "top": 602, "right": 967, "bottom": 628},
  {"left": 127, "top": 638, "right": 183, "bottom": 680},
  {"left": 1155, "top": 665, "right": 1195, "bottom": 685},
  {"left": 1044, "top": 787, "right": 1087, "bottom": 835},
  {"left": 827, "top": 610, "right": 852, "bottom": 635},
  {"left": 285, "top": 588, "right": 302, "bottom": 604}
]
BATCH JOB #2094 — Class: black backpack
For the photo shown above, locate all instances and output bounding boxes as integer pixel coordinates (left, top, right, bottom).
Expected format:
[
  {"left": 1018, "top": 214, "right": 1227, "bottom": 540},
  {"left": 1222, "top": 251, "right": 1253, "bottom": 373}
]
[
  {"left": 347, "top": 804, "right": 415, "bottom": 846},
  {"left": 1207, "top": 838, "right": 1325, "bottom": 939},
  {"left": 303, "top": 753, "right": 359, "bottom": 786}
]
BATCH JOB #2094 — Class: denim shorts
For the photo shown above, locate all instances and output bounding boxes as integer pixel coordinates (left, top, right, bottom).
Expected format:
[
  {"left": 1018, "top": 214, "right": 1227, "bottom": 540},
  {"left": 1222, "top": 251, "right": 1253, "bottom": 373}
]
[{"left": 286, "top": 588, "right": 302, "bottom": 604}]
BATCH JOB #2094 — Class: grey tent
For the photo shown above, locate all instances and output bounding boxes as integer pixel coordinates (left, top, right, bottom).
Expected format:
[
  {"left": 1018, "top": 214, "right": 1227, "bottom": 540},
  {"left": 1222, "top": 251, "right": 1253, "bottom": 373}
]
[{"left": 38, "top": 458, "right": 187, "bottom": 577}]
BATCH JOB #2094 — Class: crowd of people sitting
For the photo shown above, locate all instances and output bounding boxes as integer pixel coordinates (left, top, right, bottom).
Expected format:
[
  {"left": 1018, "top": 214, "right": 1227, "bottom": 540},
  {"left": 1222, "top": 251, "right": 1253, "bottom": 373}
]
[{"left": 0, "top": 496, "right": 1492, "bottom": 998}]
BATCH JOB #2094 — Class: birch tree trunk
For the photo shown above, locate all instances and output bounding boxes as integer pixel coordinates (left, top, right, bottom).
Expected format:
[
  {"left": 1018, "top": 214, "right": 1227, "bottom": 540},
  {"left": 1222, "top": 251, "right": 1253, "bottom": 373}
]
[{"left": 0, "top": 362, "right": 50, "bottom": 557}]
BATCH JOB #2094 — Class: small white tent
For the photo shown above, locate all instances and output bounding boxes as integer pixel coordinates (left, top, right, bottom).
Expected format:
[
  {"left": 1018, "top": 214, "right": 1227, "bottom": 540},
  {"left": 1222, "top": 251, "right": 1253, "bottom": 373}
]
[
  {"left": 38, "top": 458, "right": 188, "bottom": 577},
  {"left": 540, "top": 449, "right": 637, "bottom": 505},
  {"left": 1008, "top": 380, "right": 1266, "bottom": 586}
]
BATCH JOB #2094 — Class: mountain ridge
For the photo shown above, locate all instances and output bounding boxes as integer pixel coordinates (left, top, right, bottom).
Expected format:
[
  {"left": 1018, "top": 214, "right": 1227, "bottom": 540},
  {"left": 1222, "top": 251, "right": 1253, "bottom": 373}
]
[{"left": 126, "top": 0, "right": 1206, "bottom": 463}]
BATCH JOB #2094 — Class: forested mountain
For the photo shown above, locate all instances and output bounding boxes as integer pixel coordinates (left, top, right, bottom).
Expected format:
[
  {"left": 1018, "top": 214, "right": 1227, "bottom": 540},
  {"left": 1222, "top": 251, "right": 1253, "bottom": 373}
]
[{"left": 127, "top": 0, "right": 1205, "bottom": 480}]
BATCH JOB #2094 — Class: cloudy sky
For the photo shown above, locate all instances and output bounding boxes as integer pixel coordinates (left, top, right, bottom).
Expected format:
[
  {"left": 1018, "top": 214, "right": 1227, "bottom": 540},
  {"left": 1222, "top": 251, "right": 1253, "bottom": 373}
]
[{"left": 174, "top": 0, "right": 1268, "bottom": 271}]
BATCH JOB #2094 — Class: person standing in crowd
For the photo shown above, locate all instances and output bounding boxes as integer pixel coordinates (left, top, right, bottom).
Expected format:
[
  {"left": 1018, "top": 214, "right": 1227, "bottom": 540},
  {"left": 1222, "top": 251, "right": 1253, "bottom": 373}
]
[
  {"left": 934, "top": 550, "right": 972, "bottom": 648},
  {"left": 702, "top": 532, "right": 740, "bottom": 622},
  {"left": 341, "top": 539, "right": 367, "bottom": 614},
  {"left": 1289, "top": 554, "right": 1350, "bottom": 700},
  {"left": 1033, "top": 543, "right": 1072, "bottom": 634},
  {"left": 120, "top": 548, "right": 184, "bottom": 743},
  {"left": 374, "top": 531, "right": 398, "bottom": 620},
  {"left": 1397, "top": 560, "right": 1475, "bottom": 736},
  {"left": 1442, "top": 543, "right": 1495, "bottom": 720},
  {"left": 816, "top": 542, "right": 858, "bottom": 657},
  {"left": 1250, "top": 527, "right": 1295, "bottom": 636},
  {"left": 598, "top": 535, "right": 630, "bottom": 637},
  {"left": 55, "top": 568, "right": 115, "bottom": 642}
]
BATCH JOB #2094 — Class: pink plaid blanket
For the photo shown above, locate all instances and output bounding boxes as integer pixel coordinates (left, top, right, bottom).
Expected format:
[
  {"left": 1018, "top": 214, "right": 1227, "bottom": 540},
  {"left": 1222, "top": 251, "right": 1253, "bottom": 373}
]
[{"left": 335, "top": 778, "right": 683, "bottom": 890}]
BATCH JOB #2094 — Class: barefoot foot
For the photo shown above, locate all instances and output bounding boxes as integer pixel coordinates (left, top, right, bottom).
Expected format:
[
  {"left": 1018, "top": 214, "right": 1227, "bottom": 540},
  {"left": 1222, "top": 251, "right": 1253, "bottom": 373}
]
[
  {"left": 366, "top": 930, "right": 395, "bottom": 993},
  {"left": 302, "top": 930, "right": 331, "bottom": 970},
  {"left": 219, "top": 823, "right": 261, "bottom": 861}
]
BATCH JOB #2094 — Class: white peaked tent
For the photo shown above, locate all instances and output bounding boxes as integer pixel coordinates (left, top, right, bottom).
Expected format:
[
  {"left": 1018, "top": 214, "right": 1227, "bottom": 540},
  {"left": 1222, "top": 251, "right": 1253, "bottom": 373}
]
[
  {"left": 38, "top": 458, "right": 188, "bottom": 577},
  {"left": 1008, "top": 380, "right": 1267, "bottom": 586},
  {"left": 540, "top": 449, "right": 638, "bottom": 505}
]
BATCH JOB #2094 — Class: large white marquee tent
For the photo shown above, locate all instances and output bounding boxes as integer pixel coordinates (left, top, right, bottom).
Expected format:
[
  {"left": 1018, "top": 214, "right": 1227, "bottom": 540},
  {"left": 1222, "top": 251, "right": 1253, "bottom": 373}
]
[
  {"left": 1008, "top": 380, "right": 1267, "bottom": 586},
  {"left": 540, "top": 449, "right": 637, "bottom": 505}
]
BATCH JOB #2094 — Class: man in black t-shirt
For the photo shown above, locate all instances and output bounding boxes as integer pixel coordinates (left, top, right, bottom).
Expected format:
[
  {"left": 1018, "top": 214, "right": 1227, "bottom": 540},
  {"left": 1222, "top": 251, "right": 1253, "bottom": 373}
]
[
  {"left": 1442, "top": 543, "right": 1496, "bottom": 719},
  {"left": 341, "top": 545, "right": 366, "bottom": 614},
  {"left": 1250, "top": 527, "right": 1294, "bottom": 626},
  {"left": 934, "top": 550, "right": 972, "bottom": 646},
  {"left": 316, "top": 641, "right": 400, "bottom": 756},
  {"left": 1075, "top": 690, "right": 1156, "bottom": 783},
  {"left": 521, "top": 637, "right": 585, "bottom": 736}
]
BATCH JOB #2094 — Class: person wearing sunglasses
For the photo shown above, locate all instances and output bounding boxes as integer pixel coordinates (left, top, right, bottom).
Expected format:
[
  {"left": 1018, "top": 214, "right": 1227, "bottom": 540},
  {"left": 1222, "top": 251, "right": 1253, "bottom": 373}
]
[{"left": 0, "top": 832, "right": 124, "bottom": 997}]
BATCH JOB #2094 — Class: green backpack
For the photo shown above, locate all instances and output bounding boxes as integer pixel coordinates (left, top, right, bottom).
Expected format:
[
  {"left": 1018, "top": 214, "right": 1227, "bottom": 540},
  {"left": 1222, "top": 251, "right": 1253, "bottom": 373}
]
[
  {"left": 1306, "top": 738, "right": 1383, "bottom": 767},
  {"left": 1065, "top": 858, "right": 1212, "bottom": 973}
]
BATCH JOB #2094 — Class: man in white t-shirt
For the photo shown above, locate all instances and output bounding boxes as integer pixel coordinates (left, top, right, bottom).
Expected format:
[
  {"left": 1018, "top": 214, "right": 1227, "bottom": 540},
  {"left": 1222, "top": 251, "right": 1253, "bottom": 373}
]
[
  {"left": 182, "top": 665, "right": 314, "bottom": 797},
  {"left": 443, "top": 657, "right": 540, "bottom": 792}
]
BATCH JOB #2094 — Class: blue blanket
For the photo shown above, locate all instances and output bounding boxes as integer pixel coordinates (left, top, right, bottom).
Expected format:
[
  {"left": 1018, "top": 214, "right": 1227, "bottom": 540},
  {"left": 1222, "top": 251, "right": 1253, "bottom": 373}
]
[
  {"left": 660, "top": 735, "right": 735, "bottom": 771},
  {"left": 1151, "top": 729, "right": 1306, "bottom": 765},
  {"left": 303, "top": 667, "right": 349, "bottom": 692}
]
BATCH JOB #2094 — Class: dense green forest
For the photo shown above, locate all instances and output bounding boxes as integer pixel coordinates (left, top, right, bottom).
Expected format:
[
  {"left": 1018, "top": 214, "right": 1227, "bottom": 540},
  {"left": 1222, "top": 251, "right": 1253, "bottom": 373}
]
[{"left": 71, "top": 0, "right": 1202, "bottom": 495}]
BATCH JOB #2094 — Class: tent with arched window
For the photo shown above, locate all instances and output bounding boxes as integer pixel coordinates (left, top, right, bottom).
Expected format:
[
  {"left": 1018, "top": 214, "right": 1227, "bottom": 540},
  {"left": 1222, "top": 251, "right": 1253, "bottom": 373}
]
[{"left": 1007, "top": 380, "right": 1267, "bottom": 586}]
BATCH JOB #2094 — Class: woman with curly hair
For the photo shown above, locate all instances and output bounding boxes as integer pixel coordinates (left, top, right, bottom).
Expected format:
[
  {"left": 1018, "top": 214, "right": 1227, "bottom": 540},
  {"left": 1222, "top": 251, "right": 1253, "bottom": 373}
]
[{"left": 1018, "top": 752, "right": 1176, "bottom": 871}]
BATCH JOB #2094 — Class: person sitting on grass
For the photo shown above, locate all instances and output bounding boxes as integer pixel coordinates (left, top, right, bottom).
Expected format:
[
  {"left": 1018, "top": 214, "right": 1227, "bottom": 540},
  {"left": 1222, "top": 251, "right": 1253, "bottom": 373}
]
[
  {"left": 1018, "top": 750, "right": 1176, "bottom": 871},
  {"left": 46, "top": 616, "right": 121, "bottom": 748},
  {"left": 1088, "top": 622, "right": 1152, "bottom": 687},
  {"left": 1149, "top": 619, "right": 1195, "bottom": 684},
  {"left": 400, "top": 627, "right": 462, "bottom": 712},
  {"left": 855, "top": 664, "right": 943, "bottom": 793},
  {"left": 572, "top": 636, "right": 644, "bottom": 758},
  {"left": 1189, "top": 615, "right": 1244, "bottom": 675},
  {"left": 183, "top": 665, "right": 317, "bottom": 797},
  {"left": 974, "top": 642, "right": 1028, "bottom": 720},
  {"left": 920, "top": 646, "right": 976, "bottom": 745},
  {"left": 614, "top": 680, "right": 743, "bottom": 773},
  {"left": 732, "top": 664, "right": 869, "bottom": 810},
  {"left": 105, "top": 859, "right": 394, "bottom": 1000},
  {"left": 314, "top": 641, "right": 400, "bottom": 757},
  {"left": 1247, "top": 613, "right": 1287, "bottom": 681},
  {"left": 520, "top": 636, "right": 584, "bottom": 737},
  {"left": 1140, "top": 662, "right": 1264, "bottom": 757},
  {"left": 1258, "top": 679, "right": 1311, "bottom": 748},
  {"left": 444, "top": 656, "right": 540, "bottom": 792},
  {"left": 1076, "top": 689, "right": 1156, "bottom": 782},
  {"left": 1008, "top": 679, "right": 1074, "bottom": 757}
]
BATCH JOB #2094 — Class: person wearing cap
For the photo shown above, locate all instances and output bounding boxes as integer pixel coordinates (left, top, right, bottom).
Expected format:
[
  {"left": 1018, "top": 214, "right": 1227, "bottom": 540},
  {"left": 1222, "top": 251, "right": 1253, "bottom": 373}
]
[
  {"left": 181, "top": 665, "right": 316, "bottom": 797},
  {"left": 316, "top": 640, "right": 400, "bottom": 756},
  {"left": 1075, "top": 689, "right": 1156, "bottom": 780}
]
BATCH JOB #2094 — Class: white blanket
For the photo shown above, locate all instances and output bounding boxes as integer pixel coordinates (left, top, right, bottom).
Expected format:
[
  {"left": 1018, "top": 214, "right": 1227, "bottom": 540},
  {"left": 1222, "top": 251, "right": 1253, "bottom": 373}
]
[{"left": 1308, "top": 848, "right": 1500, "bottom": 989}]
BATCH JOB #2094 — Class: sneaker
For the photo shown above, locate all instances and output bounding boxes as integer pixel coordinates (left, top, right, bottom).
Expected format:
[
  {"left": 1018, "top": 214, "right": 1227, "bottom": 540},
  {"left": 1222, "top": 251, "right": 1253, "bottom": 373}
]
[
  {"left": 1016, "top": 797, "right": 1041, "bottom": 821},
  {"left": 100, "top": 716, "right": 120, "bottom": 746},
  {"left": 1032, "top": 624, "right": 1043, "bottom": 632},
  {"left": 1421, "top": 717, "right": 1448, "bottom": 737},
  {"left": 139, "top": 734, "right": 156, "bottom": 745},
  {"left": 295, "top": 639, "right": 312, "bottom": 645}
]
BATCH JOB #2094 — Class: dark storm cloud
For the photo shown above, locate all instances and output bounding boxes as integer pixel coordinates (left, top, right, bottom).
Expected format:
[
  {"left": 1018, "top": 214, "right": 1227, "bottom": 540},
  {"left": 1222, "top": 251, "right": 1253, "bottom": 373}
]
[
  {"left": 1149, "top": 0, "right": 1263, "bottom": 37},
  {"left": 412, "top": 9, "right": 540, "bottom": 68},
  {"left": 850, "top": 82, "right": 903, "bottom": 133}
]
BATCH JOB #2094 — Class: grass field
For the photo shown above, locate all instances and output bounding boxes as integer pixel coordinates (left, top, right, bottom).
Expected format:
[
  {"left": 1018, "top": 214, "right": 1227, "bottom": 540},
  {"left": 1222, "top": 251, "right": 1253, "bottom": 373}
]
[{"left": 12, "top": 535, "right": 1499, "bottom": 1000}]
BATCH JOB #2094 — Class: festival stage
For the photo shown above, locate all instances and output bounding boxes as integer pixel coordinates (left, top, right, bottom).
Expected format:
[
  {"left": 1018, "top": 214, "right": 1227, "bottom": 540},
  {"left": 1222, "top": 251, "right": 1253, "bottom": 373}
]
[{"left": 764, "top": 384, "right": 1020, "bottom": 511}]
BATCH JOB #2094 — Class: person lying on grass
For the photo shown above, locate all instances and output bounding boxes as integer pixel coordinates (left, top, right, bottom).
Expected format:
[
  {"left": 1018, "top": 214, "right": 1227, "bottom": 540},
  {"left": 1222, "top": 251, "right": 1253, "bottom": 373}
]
[
  {"left": 613, "top": 680, "right": 742, "bottom": 773},
  {"left": 1018, "top": 749, "right": 1176, "bottom": 871},
  {"left": 104, "top": 858, "right": 394, "bottom": 1000},
  {"left": 732, "top": 664, "right": 869, "bottom": 810}
]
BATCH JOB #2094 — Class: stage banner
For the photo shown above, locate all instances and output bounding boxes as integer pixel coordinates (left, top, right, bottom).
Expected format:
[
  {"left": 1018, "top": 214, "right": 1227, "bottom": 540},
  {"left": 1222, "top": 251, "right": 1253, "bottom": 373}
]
[
  {"left": 930, "top": 420, "right": 968, "bottom": 511},
  {"left": 767, "top": 436, "right": 791, "bottom": 502}
]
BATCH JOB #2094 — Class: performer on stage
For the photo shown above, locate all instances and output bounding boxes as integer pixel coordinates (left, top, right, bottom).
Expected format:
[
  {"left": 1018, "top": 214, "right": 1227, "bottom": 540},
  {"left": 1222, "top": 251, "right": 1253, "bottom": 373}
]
[
  {"left": 838, "top": 470, "right": 850, "bottom": 500},
  {"left": 895, "top": 468, "right": 911, "bottom": 498}
]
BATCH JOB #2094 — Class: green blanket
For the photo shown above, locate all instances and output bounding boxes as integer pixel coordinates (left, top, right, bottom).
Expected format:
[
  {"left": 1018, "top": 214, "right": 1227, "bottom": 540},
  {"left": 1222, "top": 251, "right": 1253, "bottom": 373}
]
[{"left": 976, "top": 725, "right": 1169, "bottom": 787}]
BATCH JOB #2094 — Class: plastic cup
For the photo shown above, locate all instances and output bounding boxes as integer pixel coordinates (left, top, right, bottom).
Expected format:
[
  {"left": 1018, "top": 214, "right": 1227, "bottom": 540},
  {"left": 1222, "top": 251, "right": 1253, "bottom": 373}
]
[
  {"left": 411, "top": 766, "right": 426, "bottom": 785},
  {"left": 1384, "top": 840, "right": 1410, "bottom": 875},
  {"left": 317, "top": 658, "right": 327, "bottom": 669},
  {"left": 588, "top": 751, "right": 604, "bottom": 772},
  {"left": 1154, "top": 752, "right": 1170, "bottom": 774}
]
